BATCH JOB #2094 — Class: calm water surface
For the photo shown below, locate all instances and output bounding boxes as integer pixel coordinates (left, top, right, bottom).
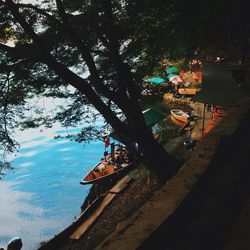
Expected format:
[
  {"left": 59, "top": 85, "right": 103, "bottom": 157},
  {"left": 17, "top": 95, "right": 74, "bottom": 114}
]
[{"left": 0, "top": 124, "right": 104, "bottom": 249}]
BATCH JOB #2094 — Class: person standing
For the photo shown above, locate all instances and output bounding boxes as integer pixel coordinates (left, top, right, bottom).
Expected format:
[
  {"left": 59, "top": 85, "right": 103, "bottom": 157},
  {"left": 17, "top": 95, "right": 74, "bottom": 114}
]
[{"left": 104, "top": 136, "right": 110, "bottom": 153}]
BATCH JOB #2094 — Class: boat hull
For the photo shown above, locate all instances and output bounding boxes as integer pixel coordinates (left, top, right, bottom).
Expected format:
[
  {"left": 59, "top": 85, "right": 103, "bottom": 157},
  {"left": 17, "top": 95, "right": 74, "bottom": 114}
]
[
  {"left": 170, "top": 109, "right": 189, "bottom": 123},
  {"left": 80, "top": 162, "right": 135, "bottom": 185},
  {"left": 170, "top": 115, "right": 187, "bottom": 126}
]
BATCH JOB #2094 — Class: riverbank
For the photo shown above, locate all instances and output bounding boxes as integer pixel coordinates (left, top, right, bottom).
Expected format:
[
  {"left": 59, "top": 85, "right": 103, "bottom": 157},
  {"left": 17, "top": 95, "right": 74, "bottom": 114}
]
[
  {"left": 57, "top": 88, "right": 250, "bottom": 249},
  {"left": 95, "top": 98, "right": 250, "bottom": 250},
  {"left": 38, "top": 98, "right": 193, "bottom": 250},
  {"left": 39, "top": 64, "right": 250, "bottom": 250},
  {"left": 38, "top": 71, "right": 208, "bottom": 250},
  {"left": 138, "top": 97, "right": 250, "bottom": 250}
]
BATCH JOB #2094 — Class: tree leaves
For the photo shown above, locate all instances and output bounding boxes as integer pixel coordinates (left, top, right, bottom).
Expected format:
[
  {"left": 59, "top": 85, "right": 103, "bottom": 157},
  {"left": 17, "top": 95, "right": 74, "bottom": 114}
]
[{"left": 0, "top": 0, "right": 182, "bottom": 157}]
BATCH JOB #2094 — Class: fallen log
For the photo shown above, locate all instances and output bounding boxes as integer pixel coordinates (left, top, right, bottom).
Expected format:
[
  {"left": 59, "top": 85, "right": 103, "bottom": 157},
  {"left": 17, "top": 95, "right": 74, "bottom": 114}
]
[
  {"left": 70, "top": 175, "right": 133, "bottom": 240},
  {"left": 38, "top": 195, "right": 104, "bottom": 250}
]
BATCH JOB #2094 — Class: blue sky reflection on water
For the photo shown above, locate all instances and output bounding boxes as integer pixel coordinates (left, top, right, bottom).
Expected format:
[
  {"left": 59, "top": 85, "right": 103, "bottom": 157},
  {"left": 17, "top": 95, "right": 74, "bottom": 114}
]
[{"left": 0, "top": 124, "right": 105, "bottom": 250}]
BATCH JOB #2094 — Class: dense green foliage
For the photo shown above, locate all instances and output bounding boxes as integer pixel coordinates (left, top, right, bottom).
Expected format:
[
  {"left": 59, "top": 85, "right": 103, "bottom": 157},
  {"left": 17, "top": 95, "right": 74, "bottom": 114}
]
[
  {"left": 1, "top": 0, "right": 248, "bottom": 176},
  {"left": 0, "top": 0, "right": 183, "bottom": 178}
]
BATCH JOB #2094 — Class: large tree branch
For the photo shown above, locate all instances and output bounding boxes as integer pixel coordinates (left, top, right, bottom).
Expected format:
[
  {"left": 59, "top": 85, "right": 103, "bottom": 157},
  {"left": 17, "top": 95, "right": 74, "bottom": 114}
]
[
  {"left": 0, "top": 43, "right": 43, "bottom": 60},
  {"left": 98, "top": 0, "right": 133, "bottom": 95},
  {"left": 16, "top": 1, "right": 111, "bottom": 52},
  {"left": 62, "top": 7, "right": 131, "bottom": 102},
  {"left": 5, "top": 0, "right": 47, "bottom": 49},
  {"left": 4, "top": 0, "right": 113, "bottom": 102},
  {"left": 16, "top": 2, "right": 59, "bottom": 24},
  {"left": 99, "top": 2, "right": 146, "bottom": 126},
  {"left": 41, "top": 53, "right": 134, "bottom": 142},
  {"left": 101, "top": 0, "right": 120, "bottom": 51},
  {"left": 66, "top": 11, "right": 111, "bottom": 49},
  {"left": 55, "top": 0, "right": 116, "bottom": 102},
  {"left": 2, "top": 0, "right": 134, "bottom": 143}
]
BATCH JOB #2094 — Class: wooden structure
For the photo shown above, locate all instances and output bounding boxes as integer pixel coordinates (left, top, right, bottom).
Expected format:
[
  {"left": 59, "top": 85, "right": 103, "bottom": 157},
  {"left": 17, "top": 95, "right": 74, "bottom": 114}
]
[
  {"left": 178, "top": 88, "right": 197, "bottom": 96},
  {"left": 39, "top": 176, "right": 133, "bottom": 249},
  {"left": 71, "top": 176, "right": 133, "bottom": 239}
]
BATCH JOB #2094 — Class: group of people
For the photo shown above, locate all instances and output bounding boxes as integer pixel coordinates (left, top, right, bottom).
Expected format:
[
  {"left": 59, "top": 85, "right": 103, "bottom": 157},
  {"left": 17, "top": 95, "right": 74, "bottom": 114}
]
[
  {"left": 93, "top": 146, "right": 128, "bottom": 177},
  {"left": 109, "top": 146, "right": 128, "bottom": 166},
  {"left": 190, "top": 59, "right": 202, "bottom": 73}
]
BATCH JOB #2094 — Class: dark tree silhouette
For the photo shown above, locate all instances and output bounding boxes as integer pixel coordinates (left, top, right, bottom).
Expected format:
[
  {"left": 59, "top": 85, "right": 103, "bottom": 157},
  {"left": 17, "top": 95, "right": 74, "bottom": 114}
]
[{"left": 0, "top": 0, "right": 180, "bottom": 181}]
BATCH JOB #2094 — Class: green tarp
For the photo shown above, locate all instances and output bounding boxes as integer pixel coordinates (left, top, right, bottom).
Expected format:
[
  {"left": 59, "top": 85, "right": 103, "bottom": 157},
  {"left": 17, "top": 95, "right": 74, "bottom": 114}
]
[
  {"left": 143, "top": 108, "right": 165, "bottom": 127},
  {"left": 109, "top": 108, "right": 165, "bottom": 141}
]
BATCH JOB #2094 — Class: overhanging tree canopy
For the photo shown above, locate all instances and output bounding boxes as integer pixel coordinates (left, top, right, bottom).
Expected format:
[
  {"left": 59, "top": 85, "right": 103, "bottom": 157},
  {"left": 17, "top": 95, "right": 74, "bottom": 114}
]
[{"left": 0, "top": 0, "right": 181, "bottom": 180}]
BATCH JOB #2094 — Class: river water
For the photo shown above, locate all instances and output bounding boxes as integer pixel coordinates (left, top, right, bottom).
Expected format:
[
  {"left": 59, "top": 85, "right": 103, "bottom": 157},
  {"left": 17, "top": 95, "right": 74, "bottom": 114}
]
[{"left": 0, "top": 124, "right": 104, "bottom": 250}]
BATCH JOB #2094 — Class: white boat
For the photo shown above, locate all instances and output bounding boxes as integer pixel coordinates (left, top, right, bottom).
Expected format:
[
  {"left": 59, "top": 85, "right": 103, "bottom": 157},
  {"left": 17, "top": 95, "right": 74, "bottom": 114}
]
[{"left": 170, "top": 109, "right": 189, "bottom": 123}]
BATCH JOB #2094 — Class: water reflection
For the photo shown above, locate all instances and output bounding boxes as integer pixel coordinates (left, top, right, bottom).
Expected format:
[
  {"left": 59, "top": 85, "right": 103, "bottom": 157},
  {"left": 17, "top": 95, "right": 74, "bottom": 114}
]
[
  {"left": 0, "top": 125, "right": 104, "bottom": 249},
  {"left": 0, "top": 181, "right": 60, "bottom": 249}
]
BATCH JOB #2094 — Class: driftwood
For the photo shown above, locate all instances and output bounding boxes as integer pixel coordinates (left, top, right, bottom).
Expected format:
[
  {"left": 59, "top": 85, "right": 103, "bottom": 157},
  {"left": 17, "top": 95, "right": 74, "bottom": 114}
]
[
  {"left": 39, "top": 175, "right": 132, "bottom": 249},
  {"left": 70, "top": 175, "right": 133, "bottom": 240}
]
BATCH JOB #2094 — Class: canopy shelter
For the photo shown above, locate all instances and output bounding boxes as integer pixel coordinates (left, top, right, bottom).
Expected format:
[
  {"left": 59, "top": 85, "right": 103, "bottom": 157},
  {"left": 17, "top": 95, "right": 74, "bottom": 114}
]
[
  {"left": 165, "top": 67, "right": 179, "bottom": 74},
  {"left": 191, "top": 64, "right": 245, "bottom": 107},
  {"left": 191, "top": 63, "right": 245, "bottom": 137},
  {"left": 168, "top": 75, "right": 183, "bottom": 85},
  {"left": 144, "top": 77, "right": 166, "bottom": 85},
  {"left": 143, "top": 108, "right": 166, "bottom": 127},
  {"left": 109, "top": 108, "right": 165, "bottom": 141},
  {"left": 166, "top": 73, "right": 178, "bottom": 79}
]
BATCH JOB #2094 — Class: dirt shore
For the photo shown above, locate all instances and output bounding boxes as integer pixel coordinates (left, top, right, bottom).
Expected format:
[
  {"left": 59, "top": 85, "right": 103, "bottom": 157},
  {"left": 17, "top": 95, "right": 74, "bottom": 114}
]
[
  {"left": 45, "top": 134, "right": 190, "bottom": 250},
  {"left": 39, "top": 98, "right": 193, "bottom": 250},
  {"left": 138, "top": 110, "right": 250, "bottom": 250},
  {"left": 49, "top": 168, "right": 161, "bottom": 250},
  {"left": 39, "top": 66, "right": 250, "bottom": 250}
]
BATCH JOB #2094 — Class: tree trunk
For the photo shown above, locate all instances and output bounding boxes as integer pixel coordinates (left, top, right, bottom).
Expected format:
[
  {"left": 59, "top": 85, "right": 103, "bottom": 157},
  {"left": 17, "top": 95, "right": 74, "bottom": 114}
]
[{"left": 136, "top": 127, "right": 180, "bottom": 183}]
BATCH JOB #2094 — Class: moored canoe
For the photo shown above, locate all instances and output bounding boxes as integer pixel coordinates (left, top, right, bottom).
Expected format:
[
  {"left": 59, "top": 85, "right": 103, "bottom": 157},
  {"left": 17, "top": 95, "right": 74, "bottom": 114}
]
[{"left": 170, "top": 109, "right": 189, "bottom": 123}]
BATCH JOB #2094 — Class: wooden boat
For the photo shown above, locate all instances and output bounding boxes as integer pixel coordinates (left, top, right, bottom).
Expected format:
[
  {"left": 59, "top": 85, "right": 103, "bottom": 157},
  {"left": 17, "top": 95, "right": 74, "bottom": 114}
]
[
  {"left": 170, "top": 109, "right": 189, "bottom": 123},
  {"left": 80, "top": 149, "right": 135, "bottom": 185},
  {"left": 178, "top": 88, "right": 197, "bottom": 96},
  {"left": 170, "top": 114, "right": 186, "bottom": 127}
]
